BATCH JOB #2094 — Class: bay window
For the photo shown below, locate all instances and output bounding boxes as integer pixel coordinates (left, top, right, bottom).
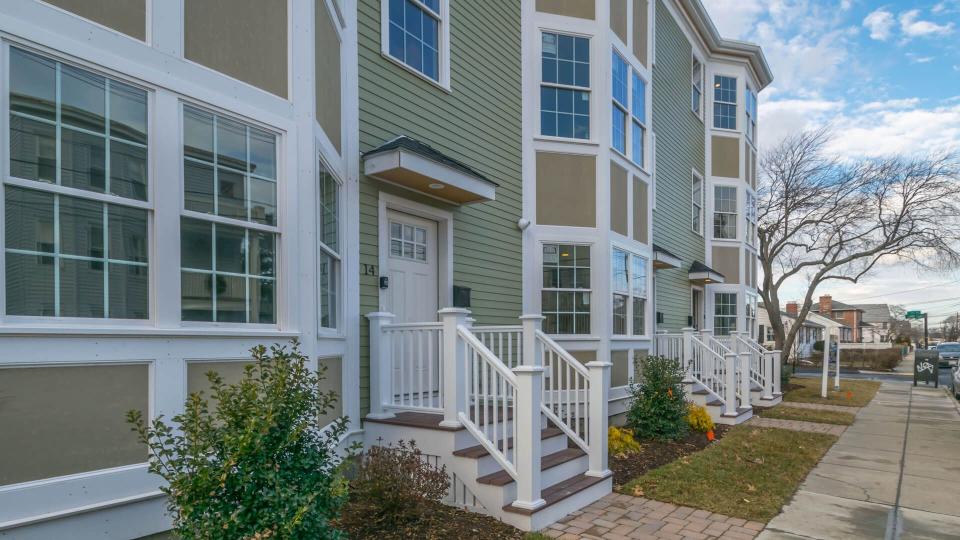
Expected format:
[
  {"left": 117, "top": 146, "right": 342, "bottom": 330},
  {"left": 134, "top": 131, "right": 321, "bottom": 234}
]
[
  {"left": 542, "top": 243, "right": 590, "bottom": 334},
  {"left": 746, "top": 295, "right": 758, "bottom": 340},
  {"left": 746, "top": 86, "right": 757, "bottom": 143},
  {"left": 611, "top": 51, "right": 628, "bottom": 154},
  {"left": 318, "top": 161, "right": 340, "bottom": 330},
  {"left": 541, "top": 32, "right": 590, "bottom": 139},
  {"left": 6, "top": 48, "right": 149, "bottom": 319},
  {"left": 180, "top": 105, "right": 278, "bottom": 324},
  {"left": 713, "top": 185, "right": 737, "bottom": 240},
  {"left": 713, "top": 75, "right": 737, "bottom": 130},
  {"left": 611, "top": 248, "right": 648, "bottom": 336},
  {"left": 714, "top": 292, "right": 737, "bottom": 336},
  {"left": 746, "top": 191, "right": 757, "bottom": 246},
  {"left": 631, "top": 71, "right": 646, "bottom": 167}
]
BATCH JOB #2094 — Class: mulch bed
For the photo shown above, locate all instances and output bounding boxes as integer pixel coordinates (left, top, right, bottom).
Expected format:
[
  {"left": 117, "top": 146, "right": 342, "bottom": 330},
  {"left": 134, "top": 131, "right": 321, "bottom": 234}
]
[
  {"left": 338, "top": 499, "right": 527, "bottom": 539},
  {"left": 610, "top": 425, "right": 730, "bottom": 487}
]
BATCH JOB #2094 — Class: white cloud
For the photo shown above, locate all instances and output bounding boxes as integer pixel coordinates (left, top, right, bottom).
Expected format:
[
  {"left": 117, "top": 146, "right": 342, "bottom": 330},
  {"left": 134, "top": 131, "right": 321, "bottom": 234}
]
[
  {"left": 906, "top": 53, "right": 935, "bottom": 63},
  {"left": 863, "top": 8, "right": 895, "bottom": 40},
  {"left": 858, "top": 98, "right": 921, "bottom": 112},
  {"left": 758, "top": 99, "right": 846, "bottom": 150},
  {"left": 699, "top": 0, "right": 766, "bottom": 39},
  {"left": 752, "top": 23, "right": 850, "bottom": 97},
  {"left": 828, "top": 104, "right": 960, "bottom": 157},
  {"left": 899, "top": 9, "right": 955, "bottom": 38}
]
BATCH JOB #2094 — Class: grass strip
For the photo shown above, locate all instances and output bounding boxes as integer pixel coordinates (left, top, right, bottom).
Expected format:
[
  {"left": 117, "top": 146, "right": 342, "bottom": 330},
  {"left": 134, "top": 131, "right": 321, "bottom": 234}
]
[
  {"left": 758, "top": 405, "right": 856, "bottom": 425},
  {"left": 783, "top": 377, "right": 880, "bottom": 407}
]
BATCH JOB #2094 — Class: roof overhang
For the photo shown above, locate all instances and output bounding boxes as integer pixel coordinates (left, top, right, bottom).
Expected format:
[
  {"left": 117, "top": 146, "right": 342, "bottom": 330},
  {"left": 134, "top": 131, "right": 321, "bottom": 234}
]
[
  {"left": 688, "top": 262, "right": 725, "bottom": 285},
  {"left": 653, "top": 247, "right": 682, "bottom": 270},
  {"left": 363, "top": 144, "right": 495, "bottom": 205},
  {"left": 677, "top": 0, "right": 774, "bottom": 90}
]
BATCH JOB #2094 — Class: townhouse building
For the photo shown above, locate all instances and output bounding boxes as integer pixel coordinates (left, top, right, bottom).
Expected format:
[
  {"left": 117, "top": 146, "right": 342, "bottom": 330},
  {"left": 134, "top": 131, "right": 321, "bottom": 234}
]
[
  {"left": 810, "top": 295, "right": 863, "bottom": 342},
  {"left": 0, "top": 1, "right": 359, "bottom": 537},
  {"left": 0, "top": 0, "right": 777, "bottom": 537}
]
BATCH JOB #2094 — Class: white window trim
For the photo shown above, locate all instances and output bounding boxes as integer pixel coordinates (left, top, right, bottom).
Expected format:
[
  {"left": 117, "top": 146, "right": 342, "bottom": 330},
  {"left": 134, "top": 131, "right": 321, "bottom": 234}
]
[
  {"left": 611, "top": 246, "right": 649, "bottom": 338},
  {"left": 611, "top": 50, "right": 629, "bottom": 157},
  {"left": 691, "top": 170, "right": 704, "bottom": 236},
  {"left": 379, "top": 0, "right": 451, "bottom": 92},
  {"left": 691, "top": 54, "right": 703, "bottom": 121},
  {"left": 537, "top": 29, "right": 593, "bottom": 142},
  {"left": 540, "top": 241, "right": 593, "bottom": 336},
  {"left": 712, "top": 184, "right": 738, "bottom": 240},
  {"left": 713, "top": 291, "right": 738, "bottom": 336},
  {"left": 745, "top": 85, "right": 757, "bottom": 144},
  {"left": 317, "top": 152, "right": 342, "bottom": 336}
]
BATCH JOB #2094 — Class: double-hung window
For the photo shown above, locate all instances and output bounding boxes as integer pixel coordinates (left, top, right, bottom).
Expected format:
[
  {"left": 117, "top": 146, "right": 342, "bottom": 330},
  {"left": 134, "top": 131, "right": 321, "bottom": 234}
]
[
  {"left": 745, "top": 295, "right": 758, "bottom": 340},
  {"left": 692, "top": 172, "right": 703, "bottom": 235},
  {"left": 691, "top": 56, "right": 703, "bottom": 118},
  {"left": 611, "top": 248, "right": 648, "bottom": 336},
  {"left": 714, "top": 292, "right": 737, "bottom": 336},
  {"left": 318, "top": 161, "right": 339, "bottom": 330},
  {"left": 631, "top": 71, "right": 646, "bottom": 167},
  {"left": 180, "top": 105, "right": 278, "bottom": 324},
  {"left": 541, "top": 33, "right": 590, "bottom": 139},
  {"left": 746, "top": 87, "right": 757, "bottom": 143},
  {"left": 386, "top": 0, "right": 442, "bottom": 82},
  {"left": 713, "top": 75, "right": 737, "bottom": 130},
  {"left": 713, "top": 185, "right": 737, "bottom": 240},
  {"left": 611, "top": 51, "right": 628, "bottom": 154},
  {"left": 6, "top": 48, "right": 149, "bottom": 319},
  {"left": 745, "top": 191, "right": 757, "bottom": 246},
  {"left": 542, "top": 243, "right": 590, "bottom": 334}
]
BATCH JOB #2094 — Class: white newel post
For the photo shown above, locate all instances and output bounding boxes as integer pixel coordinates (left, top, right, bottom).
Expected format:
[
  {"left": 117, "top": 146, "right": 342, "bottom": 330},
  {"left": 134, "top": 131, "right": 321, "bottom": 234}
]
[
  {"left": 586, "top": 360, "right": 612, "bottom": 478},
  {"left": 440, "top": 308, "right": 470, "bottom": 428},
  {"left": 762, "top": 352, "right": 775, "bottom": 399},
  {"left": 514, "top": 314, "right": 545, "bottom": 510},
  {"left": 724, "top": 352, "right": 738, "bottom": 415},
  {"left": 681, "top": 327, "right": 696, "bottom": 381},
  {"left": 773, "top": 351, "right": 782, "bottom": 395},
  {"left": 739, "top": 350, "right": 752, "bottom": 409},
  {"left": 366, "top": 312, "right": 396, "bottom": 419}
]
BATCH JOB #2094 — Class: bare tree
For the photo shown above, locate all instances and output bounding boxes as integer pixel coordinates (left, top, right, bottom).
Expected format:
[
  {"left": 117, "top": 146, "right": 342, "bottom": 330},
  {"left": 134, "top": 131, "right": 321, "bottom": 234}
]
[{"left": 757, "top": 128, "right": 960, "bottom": 365}]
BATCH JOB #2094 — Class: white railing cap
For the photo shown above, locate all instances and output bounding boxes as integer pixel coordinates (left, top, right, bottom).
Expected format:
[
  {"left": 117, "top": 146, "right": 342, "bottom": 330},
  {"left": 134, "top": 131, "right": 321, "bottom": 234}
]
[
  {"left": 519, "top": 314, "right": 546, "bottom": 321},
  {"left": 366, "top": 311, "right": 396, "bottom": 319},
  {"left": 438, "top": 307, "right": 471, "bottom": 315}
]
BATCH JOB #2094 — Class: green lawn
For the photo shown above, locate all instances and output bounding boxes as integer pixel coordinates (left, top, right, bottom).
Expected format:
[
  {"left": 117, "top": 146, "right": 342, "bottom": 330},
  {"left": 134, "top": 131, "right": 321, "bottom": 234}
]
[
  {"left": 620, "top": 426, "right": 837, "bottom": 522},
  {"left": 783, "top": 377, "right": 880, "bottom": 407},
  {"left": 758, "top": 405, "right": 856, "bottom": 425}
]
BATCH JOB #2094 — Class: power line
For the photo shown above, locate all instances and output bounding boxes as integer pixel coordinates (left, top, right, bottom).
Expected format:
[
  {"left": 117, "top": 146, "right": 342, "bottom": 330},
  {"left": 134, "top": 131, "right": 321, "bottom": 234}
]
[{"left": 846, "top": 279, "right": 960, "bottom": 301}]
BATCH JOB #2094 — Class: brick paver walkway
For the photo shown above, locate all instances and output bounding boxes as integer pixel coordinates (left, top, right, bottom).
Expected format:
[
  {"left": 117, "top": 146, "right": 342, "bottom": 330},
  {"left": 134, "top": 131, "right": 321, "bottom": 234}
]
[
  {"left": 544, "top": 493, "right": 765, "bottom": 539},
  {"left": 747, "top": 416, "right": 846, "bottom": 436},
  {"left": 778, "top": 402, "right": 861, "bottom": 413}
]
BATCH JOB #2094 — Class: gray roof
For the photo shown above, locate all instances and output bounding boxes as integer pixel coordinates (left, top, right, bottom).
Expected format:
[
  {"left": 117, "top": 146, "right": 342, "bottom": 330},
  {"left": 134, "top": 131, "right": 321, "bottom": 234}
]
[
  {"left": 363, "top": 135, "right": 497, "bottom": 187},
  {"left": 853, "top": 303, "right": 892, "bottom": 324},
  {"left": 812, "top": 299, "right": 863, "bottom": 313}
]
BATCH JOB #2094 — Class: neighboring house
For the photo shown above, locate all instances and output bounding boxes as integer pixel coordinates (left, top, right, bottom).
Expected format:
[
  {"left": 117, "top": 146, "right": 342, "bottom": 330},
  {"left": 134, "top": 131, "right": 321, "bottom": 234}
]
[
  {"left": 854, "top": 303, "right": 893, "bottom": 343},
  {"left": 757, "top": 303, "right": 824, "bottom": 359},
  {"left": 811, "top": 295, "right": 863, "bottom": 342},
  {"left": 0, "top": 0, "right": 775, "bottom": 536}
]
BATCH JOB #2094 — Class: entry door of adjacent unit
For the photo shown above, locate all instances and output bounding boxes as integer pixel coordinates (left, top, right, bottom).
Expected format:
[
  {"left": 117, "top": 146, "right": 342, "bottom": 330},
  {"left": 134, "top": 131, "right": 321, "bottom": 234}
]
[
  {"left": 385, "top": 210, "right": 439, "bottom": 323},
  {"left": 692, "top": 289, "right": 704, "bottom": 330}
]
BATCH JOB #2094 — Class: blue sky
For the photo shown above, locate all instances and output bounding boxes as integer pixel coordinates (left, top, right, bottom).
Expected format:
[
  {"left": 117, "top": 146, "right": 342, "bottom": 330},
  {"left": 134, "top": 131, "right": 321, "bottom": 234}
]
[{"left": 701, "top": 0, "right": 960, "bottom": 322}]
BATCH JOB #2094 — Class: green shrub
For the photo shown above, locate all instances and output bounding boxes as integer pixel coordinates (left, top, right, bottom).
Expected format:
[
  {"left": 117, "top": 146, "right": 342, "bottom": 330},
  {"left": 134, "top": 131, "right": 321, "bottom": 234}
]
[
  {"left": 128, "top": 340, "right": 350, "bottom": 540},
  {"left": 781, "top": 362, "right": 793, "bottom": 390},
  {"left": 813, "top": 340, "right": 825, "bottom": 353},
  {"left": 686, "top": 403, "right": 714, "bottom": 433},
  {"left": 626, "top": 355, "right": 689, "bottom": 441},
  {"left": 337, "top": 440, "right": 450, "bottom": 537}
]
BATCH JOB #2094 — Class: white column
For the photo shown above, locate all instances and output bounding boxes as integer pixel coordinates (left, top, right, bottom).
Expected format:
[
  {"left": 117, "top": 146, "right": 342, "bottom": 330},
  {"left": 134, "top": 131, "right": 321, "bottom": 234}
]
[
  {"left": 762, "top": 352, "right": 774, "bottom": 399},
  {"left": 834, "top": 342, "right": 841, "bottom": 390},
  {"left": 739, "top": 350, "right": 752, "bottom": 409},
  {"left": 773, "top": 351, "right": 782, "bottom": 395},
  {"left": 440, "top": 308, "right": 470, "bottom": 428},
  {"left": 366, "top": 312, "right": 395, "bottom": 419},
  {"left": 513, "top": 361, "right": 545, "bottom": 510},
  {"left": 821, "top": 331, "right": 831, "bottom": 398},
  {"left": 681, "top": 327, "right": 696, "bottom": 381},
  {"left": 724, "top": 353, "right": 738, "bottom": 415},
  {"left": 520, "top": 314, "right": 544, "bottom": 368},
  {"left": 586, "top": 360, "right": 612, "bottom": 478}
]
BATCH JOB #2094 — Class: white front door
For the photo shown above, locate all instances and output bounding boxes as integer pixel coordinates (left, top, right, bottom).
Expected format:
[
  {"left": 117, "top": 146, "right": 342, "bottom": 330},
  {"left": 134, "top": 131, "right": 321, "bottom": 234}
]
[{"left": 385, "top": 210, "right": 439, "bottom": 323}]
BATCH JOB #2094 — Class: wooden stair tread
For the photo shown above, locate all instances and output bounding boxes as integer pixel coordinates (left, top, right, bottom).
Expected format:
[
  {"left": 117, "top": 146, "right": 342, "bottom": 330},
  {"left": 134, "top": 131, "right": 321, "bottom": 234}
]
[
  {"left": 364, "top": 411, "right": 462, "bottom": 431},
  {"left": 452, "top": 428, "right": 564, "bottom": 459},
  {"left": 502, "top": 473, "right": 609, "bottom": 515},
  {"left": 476, "top": 448, "right": 586, "bottom": 486}
]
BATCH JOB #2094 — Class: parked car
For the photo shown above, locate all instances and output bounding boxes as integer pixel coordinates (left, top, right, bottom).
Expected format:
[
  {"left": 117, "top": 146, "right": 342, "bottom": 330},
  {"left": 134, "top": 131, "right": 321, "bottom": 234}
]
[
  {"left": 953, "top": 366, "right": 960, "bottom": 400},
  {"left": 938, "top": 342, "right": 960, "bottom": 367}
]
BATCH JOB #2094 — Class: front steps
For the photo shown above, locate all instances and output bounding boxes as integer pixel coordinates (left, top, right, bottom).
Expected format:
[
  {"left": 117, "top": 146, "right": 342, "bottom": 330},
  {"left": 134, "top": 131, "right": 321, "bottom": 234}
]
[
  {"left": 364, "top": 411, "right": 612, "bottom": 531},
  {"left": 684, "top": 381, "right": 753, "bottom": 425}
]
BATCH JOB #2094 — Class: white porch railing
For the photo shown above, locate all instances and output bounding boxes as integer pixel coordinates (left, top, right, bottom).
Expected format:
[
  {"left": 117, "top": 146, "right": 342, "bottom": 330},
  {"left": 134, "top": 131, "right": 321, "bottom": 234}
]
[
  {"left": 367, "top": 309, "right": 611, "bottom": 511},
  {"left": 702, "top": 331, "right": 750, "bottom": 411},
  {"left": 654, "top": 332, "right": 684, "bottom": 360}
]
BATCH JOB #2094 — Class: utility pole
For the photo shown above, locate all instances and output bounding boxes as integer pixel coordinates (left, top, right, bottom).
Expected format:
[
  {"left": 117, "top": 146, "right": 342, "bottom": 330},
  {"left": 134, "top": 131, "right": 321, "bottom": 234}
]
[{"left": 924, "top": 312, "right": 929, "bottom": 349}]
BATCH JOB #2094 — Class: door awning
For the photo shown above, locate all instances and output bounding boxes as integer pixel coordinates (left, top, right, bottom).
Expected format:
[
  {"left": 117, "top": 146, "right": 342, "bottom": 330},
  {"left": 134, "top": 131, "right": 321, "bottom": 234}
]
[
  {"left": 689, "top": 261, "right": 725, "bottom": 285},
  {"left": 363, "top": 136, "right": 497, "bottom": 205},
  {"left": 653, "top": 244, "right": 682, "bottom": 270}
]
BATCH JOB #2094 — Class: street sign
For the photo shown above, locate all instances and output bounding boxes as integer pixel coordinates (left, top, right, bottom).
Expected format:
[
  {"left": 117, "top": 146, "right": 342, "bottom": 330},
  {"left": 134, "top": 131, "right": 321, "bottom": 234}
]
[{"left": 906, "top": 310, "right": 924, "bottom": 320}]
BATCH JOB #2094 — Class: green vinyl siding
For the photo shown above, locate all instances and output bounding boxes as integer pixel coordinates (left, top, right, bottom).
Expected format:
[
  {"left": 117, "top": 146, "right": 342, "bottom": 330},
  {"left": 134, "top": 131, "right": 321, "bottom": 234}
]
[
  {"left": 357, "top": 0, "right": 522, "bottom": 415},
  {"left": 651, "top": 2, "right": 705, "bottom": 331}
]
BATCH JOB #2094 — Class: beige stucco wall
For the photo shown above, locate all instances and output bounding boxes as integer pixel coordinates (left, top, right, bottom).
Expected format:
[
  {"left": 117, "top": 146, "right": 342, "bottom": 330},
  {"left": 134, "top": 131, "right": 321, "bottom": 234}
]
[
  {"left": 610, "top": 0, "right": 628, "bottom": 43},
  {"left": 317, "top": 356, "right": 343, "bottom": 426},
  {"left": 184, "top": 0, "right": 288, "bottom": 98},
  {"left": 43, "top": 0, "right": 145, "bottom": 40},
  {"left": 711, "top": 135, "right": 740, "bottom": 179},
  {"left": 712, "top": 246, "right": 740, "bottom": 284},
  {"left": 611, "top": 350, "right": 630, "bottom": 387},
  {"left": 633, "top": 178, "right": 648, "bottom": 243},
  {"left": 750, "top": 149, "right": 757, "bottom": 189},
  {"left": 316, "top": 3, "right": 342, "bottom": 152},
  {"left": 537, "top": 152, "right": 597, "bottom": 228},
  {"left": 633, "top": 0, "right": 648, "bottom": 66},
  {"left": 745, "top": 250, "right": 756, "bottom": 288},
  {"left": 0, "top": 364, "right": 148, "bottom": 486},
  {"left": 610, "top": 162, "right": 629, "bottom": 236},
  {"left": 536, "top": 0, "right": 596, "bottom": 19}
]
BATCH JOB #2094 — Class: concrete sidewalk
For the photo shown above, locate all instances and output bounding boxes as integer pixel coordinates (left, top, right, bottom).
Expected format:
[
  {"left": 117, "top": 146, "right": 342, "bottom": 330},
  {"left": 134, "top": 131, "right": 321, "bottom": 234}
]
[{"left": 759, "top": 381, "right": 960, "bottom": 540}]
